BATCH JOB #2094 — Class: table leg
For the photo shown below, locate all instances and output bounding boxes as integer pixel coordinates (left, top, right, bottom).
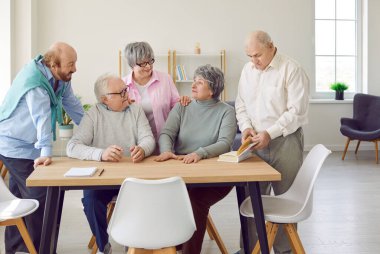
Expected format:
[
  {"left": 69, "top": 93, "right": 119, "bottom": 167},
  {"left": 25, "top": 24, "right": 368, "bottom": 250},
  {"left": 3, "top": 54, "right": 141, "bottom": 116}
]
[
  {"left": 53, "top": 188, "right": 65, "bottom": 253},
  {"left": 236, "top": 185, "right": 251, "bottom": 254},
  {"left": 248, "top": 182, "right": 269, "bottom": 254},
  {"left": 39, "top": 186, "right": 60, "bottom": 254}
]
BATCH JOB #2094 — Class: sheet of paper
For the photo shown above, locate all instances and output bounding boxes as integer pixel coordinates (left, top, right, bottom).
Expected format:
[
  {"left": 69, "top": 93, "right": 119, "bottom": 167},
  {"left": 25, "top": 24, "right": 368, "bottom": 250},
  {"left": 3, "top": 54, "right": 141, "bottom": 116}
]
[{"left": 64, "top": 167, "right": 97, "bottom": 177}]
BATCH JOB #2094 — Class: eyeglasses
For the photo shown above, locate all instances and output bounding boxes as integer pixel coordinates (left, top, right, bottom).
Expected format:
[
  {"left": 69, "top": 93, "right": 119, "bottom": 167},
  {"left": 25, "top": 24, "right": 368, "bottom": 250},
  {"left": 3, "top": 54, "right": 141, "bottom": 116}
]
[
  {"left": 106, "top": 87, "right": 129, "bottom": 98},
  {"left": 136, "top": 58, "right": 155, "bottom": 68}
]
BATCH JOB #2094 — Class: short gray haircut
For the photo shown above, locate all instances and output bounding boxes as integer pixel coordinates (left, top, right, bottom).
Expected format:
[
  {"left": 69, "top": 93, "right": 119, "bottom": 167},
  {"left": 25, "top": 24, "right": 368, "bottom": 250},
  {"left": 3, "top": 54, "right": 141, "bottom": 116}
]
[
  {"left": 94, "top": 73, "right": 119, "bottom": 103},
  {"left": 246, "top": 30, "right": 273, "bottom": 48},
  {"left": 194, "top": 64, "right": 224, "bottom": 99},
  {"left": 124, "top": 41, "right": 155, "bottom": 68}
]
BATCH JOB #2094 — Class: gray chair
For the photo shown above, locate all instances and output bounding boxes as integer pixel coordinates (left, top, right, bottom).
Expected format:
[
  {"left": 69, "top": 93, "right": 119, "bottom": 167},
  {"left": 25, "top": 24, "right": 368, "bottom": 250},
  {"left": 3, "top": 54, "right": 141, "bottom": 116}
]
[{"left": 340, "top": 93, "right": 380, "bottom": 163}]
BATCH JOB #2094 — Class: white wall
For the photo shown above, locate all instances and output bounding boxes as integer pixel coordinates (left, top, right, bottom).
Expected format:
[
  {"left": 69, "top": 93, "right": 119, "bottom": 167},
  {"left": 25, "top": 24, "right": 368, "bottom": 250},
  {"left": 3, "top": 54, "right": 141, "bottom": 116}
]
[
  {"left": 11, "top": 0, "right": 380, "bottom": 152},
  {"left": 0, "top": 0, "right": 11, "bottom": 102},
  {"left": 368, "top": 0, "right": 380, "bottom": 95}
]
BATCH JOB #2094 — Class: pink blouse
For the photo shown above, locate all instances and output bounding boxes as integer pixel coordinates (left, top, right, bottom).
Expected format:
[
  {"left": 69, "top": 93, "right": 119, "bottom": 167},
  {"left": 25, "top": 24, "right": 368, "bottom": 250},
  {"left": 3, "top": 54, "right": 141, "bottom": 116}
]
[{"left": 122, "top": 70, "right": 180, "bottom": 140}]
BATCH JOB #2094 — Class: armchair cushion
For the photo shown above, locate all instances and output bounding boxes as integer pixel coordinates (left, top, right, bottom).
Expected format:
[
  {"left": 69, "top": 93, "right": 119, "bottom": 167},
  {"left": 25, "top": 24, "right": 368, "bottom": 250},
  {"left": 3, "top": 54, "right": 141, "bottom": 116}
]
[{"left": 340, "top": 93, "right": 380, "bottom": 141}]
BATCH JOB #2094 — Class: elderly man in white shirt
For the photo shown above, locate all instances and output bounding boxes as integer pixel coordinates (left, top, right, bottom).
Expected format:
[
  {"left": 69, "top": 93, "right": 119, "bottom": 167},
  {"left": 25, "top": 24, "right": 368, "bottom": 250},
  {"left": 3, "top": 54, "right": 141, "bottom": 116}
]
[{"left": 235, "top": 30, "right": 309, "bottom": 254}]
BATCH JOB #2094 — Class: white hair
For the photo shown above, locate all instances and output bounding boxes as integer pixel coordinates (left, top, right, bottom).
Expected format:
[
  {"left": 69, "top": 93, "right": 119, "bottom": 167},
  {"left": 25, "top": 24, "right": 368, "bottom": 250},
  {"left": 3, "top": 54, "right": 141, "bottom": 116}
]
[{"left": 94, "top": 73, "right": 119, "bottom": 103}]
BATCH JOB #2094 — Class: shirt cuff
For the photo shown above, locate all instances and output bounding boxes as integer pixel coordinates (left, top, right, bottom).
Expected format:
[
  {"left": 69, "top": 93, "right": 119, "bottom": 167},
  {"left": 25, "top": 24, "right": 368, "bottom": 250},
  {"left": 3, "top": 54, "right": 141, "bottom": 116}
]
[
  {"left": 139, "top": 144, "right": 152, "bottom": 157},
  {"left": 40, "top": 146, "right": 53, "bottom": 157},
  {"left": 240, "top": 123, "right": 253, "bottom": 133},
  {"left": 94, "top": 148, "right": 104, "bottom": 161},
  {"left": 266, "top": 125, "right": 283, "bottom": 140}
]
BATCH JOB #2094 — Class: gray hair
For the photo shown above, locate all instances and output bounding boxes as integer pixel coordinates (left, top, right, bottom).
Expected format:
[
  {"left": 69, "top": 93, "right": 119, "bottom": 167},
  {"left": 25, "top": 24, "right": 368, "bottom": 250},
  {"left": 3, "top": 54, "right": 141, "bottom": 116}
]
[
  {"left": 94, "top": 73, "right": 119, "bottom": 103},
  {"left": 246, "top": 30, "right": 273, "bottom": 48},
  {"left": 124, "top": 41, "right": 155, "bottom": 68},
  {"left": 194, "top": 65, "right": 224, "bottom": 99}
]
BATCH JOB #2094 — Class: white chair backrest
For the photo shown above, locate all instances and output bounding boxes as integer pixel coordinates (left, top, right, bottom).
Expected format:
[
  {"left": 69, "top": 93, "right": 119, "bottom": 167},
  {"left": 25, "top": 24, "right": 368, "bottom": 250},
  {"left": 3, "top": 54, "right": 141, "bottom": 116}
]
[
  {"left": 0, "top": 175, "right": 16, "bottom": 202},
  {"left": 107, "top": 176, "right": 196, "bottom": 250},
  {"left": 282, "top": 144, "right": 331, "bottom": 216}
]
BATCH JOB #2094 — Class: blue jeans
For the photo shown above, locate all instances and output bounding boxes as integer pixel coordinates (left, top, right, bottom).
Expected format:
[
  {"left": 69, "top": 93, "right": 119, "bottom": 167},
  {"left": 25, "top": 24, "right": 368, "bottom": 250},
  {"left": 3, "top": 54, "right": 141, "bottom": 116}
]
[{"left": 82, "top": 189, "right": 119, "bottom": 252}]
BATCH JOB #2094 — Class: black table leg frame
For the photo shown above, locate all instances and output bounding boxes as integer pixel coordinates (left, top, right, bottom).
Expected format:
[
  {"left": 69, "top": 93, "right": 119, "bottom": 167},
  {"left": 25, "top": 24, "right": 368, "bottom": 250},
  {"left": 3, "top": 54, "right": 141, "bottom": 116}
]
[
  {"left": 39, "top": 187, "right": 63, "bottom": 254},
  {"left": 249, "top": 182, "right": 269, "bottom": 254}
]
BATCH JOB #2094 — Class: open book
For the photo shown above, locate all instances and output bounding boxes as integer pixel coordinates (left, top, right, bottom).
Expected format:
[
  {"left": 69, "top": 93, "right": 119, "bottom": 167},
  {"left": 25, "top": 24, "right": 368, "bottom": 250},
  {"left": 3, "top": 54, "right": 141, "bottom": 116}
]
[
  {"left": 64, "top": 167, "right": 97, "bottom": 177},
  {"left": 218, "top": 139, "right": 258, "bottom": 163}
]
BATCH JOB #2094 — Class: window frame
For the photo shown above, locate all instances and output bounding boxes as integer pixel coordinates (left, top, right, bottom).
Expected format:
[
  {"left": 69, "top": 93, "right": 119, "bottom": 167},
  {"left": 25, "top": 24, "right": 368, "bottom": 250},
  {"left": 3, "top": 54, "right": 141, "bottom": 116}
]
[{"left": 313, "top": 0, "right": 364, "bottom": 99}]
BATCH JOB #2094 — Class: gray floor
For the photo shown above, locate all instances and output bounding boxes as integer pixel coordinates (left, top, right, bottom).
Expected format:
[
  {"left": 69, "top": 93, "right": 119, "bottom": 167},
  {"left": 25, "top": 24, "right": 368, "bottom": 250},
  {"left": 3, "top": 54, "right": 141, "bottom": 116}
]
[{"left": 1, "top": 151, "right": 380, "bottom": 254}]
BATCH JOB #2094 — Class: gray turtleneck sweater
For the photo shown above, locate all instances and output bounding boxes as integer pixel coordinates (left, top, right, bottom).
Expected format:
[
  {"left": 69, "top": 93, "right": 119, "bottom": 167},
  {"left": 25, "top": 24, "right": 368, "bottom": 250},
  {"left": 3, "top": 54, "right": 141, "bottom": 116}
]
[
  {"left": 67, "top": 103, "right": 155, "bottom": 161},
  {"left": 159, "top": 99, "right": 237, "bottom": 159}
]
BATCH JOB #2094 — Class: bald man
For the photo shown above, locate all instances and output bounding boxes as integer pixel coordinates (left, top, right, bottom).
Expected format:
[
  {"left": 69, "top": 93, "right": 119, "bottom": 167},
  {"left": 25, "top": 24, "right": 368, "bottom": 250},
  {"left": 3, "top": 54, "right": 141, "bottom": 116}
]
[
  {"left": 235, "top": 31, "right": 309, "bottom": 254},
  {"left": 0, "top": 42, "right": 84, "bottom": 253}
]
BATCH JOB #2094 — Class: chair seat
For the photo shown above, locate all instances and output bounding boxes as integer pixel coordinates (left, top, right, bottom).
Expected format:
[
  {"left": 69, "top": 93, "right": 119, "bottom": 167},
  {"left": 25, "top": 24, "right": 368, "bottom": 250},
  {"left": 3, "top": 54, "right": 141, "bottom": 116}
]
[
  {"left": 0, "top": 199, "right": 39, "bottom": 221},
  {"left": 340, "top": 125, "right": 380, "bottom": 141},
  {"left": 240, "top": 195, "right": 310, "bottom": 224}
]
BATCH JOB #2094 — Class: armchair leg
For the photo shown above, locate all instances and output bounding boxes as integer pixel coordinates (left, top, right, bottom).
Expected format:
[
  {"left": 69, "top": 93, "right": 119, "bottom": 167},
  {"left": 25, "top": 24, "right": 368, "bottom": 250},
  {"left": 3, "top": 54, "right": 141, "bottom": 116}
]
[
  {"left": 284, "top": 223, "right": 305, "bottom": 254},
  {"left": 342, "top": 138, "right": 351, "bottom": 160},
  {"left": 355, "top": 140, "right": 361, "bottom": 154},
  {"left": 375, "top": 140, "right": 379, "bottom": 164}
]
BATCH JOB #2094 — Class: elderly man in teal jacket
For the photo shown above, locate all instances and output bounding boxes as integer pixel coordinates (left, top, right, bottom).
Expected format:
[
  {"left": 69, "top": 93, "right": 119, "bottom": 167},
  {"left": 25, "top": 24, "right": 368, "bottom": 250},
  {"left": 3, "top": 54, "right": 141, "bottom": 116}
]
[{"left": 0, "top": 42, "right": 84, "bottom": 254}]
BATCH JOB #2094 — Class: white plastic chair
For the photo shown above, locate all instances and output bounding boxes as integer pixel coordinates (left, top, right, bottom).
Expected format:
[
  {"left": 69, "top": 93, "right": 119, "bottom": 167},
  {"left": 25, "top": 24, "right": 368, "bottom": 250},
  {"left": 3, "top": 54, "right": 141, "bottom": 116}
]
[
  {"left": 0, "top": 175, "right": 39, "bottom": 254},
  {"left": 240, "top": 144, "right": 331, "bottom": 254},
  {"left": 107, "top": 176, "right": 196, "bottom": 254}
]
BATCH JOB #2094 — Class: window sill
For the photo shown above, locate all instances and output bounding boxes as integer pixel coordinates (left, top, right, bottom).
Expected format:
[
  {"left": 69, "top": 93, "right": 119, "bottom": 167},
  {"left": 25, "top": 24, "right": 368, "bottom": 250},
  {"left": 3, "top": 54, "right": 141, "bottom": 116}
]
[{"left": 309, "top": 98, "right": 353, "bottom": 104}]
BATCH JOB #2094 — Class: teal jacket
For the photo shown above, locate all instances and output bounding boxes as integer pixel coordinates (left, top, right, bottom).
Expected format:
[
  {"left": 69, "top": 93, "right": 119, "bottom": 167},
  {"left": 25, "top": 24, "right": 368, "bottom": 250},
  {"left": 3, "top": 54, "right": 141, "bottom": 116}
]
[{"left": 0, "top": 55, "right": 65, "bottom": 140}]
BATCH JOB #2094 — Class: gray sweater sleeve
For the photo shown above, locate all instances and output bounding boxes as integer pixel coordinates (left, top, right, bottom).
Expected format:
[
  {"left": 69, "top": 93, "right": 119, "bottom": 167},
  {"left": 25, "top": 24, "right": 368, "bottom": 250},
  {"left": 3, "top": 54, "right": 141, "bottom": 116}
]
[
  {"left": 66, "top": 112, "right": 104, "bottom": 161},
  {"left": 158, "top": 104, "right": 181, "bottom": 153},
  {"left": 135, "top": 106, "right": 156, "bottom": 156}
]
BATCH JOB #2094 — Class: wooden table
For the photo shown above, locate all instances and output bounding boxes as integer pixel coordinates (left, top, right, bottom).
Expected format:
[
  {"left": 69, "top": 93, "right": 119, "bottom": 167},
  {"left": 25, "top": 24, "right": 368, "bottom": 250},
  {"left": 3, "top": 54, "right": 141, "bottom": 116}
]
[{"left": 27, "top": 156, "right": 280, "bottom": 254}]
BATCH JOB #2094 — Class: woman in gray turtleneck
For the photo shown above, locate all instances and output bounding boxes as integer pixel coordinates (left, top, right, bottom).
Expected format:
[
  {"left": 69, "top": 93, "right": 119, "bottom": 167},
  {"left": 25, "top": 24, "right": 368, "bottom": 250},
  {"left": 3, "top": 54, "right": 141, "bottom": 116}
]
[{"left": 156, "top": 65, "right": 237, "bottom": 254}]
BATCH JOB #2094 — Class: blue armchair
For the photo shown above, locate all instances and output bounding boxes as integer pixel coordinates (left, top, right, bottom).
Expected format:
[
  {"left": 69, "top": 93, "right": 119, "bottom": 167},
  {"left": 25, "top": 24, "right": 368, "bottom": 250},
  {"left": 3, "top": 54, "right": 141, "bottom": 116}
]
[{"left": 340, "top": 93, "right": 380, "bottom": 163}]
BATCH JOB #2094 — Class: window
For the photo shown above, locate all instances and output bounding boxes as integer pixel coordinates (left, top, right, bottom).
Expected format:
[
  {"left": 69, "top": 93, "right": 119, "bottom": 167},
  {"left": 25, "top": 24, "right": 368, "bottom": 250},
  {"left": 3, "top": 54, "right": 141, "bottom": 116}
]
[{"left": 314, "top": 0, "right": 363, "bottom": 99}]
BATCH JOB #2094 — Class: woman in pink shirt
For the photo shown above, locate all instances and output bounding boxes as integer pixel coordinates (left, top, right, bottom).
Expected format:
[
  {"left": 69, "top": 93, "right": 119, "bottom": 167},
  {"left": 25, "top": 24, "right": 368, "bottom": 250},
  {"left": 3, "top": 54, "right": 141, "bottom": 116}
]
[{"left": 122, "top": 42, "right": 189, "bottom": 145}]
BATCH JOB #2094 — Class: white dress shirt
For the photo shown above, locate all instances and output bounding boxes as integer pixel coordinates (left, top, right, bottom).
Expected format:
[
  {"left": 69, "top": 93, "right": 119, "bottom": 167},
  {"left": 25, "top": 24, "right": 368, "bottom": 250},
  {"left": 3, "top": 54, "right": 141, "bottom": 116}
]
[{"left": 235, "top": 52, "right": 309, "bottom": 139}]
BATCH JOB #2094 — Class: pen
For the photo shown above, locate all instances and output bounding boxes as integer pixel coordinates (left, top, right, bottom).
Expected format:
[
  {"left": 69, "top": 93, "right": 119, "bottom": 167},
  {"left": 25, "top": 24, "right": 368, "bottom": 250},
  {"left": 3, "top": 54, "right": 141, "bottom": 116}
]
[{"left": 98, "top": 168, "right": 105, "bottom": 176}]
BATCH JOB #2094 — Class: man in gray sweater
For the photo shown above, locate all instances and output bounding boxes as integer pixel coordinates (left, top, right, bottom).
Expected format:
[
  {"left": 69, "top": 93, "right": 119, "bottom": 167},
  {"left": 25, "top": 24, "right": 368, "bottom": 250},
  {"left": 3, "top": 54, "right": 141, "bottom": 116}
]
[{"left": 67, "top": 73, "right": 155, "bottom": 254}]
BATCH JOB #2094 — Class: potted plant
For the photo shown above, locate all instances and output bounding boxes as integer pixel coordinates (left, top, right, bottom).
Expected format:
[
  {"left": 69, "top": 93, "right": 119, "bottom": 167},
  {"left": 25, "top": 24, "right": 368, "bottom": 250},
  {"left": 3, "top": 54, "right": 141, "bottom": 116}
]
[
  {"left": 58, "top": 102, "right": 92, "bottom": 139},
  {"left": 330, "top": 82, "right": 349, "bottom": 100}
]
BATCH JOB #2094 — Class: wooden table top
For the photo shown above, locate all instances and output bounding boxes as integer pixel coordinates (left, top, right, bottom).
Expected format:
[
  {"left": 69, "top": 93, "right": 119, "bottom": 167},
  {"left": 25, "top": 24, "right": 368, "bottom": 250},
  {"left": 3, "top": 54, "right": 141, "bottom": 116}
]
[{"left": 26, "top": 156, "right": 281, "bottom": 187}]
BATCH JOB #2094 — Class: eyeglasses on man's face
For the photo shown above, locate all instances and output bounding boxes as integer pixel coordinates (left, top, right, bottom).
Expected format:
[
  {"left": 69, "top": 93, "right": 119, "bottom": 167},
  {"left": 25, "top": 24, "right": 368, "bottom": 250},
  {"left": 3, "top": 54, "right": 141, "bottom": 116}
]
[
  {"left": 136, "top": 58, "right": 155, "bottom": 68},
  {"left": 106, "top": 87, "right": 129, "bottom": 98}
]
